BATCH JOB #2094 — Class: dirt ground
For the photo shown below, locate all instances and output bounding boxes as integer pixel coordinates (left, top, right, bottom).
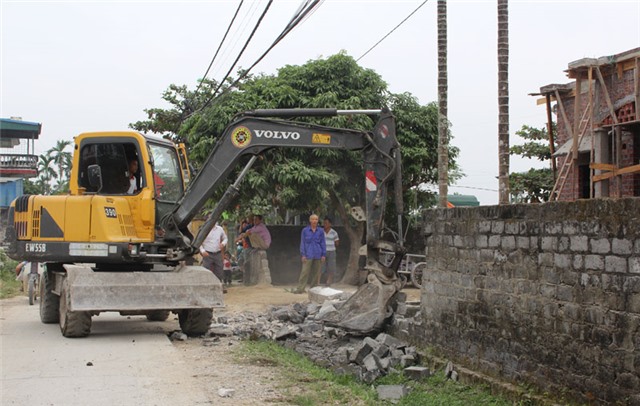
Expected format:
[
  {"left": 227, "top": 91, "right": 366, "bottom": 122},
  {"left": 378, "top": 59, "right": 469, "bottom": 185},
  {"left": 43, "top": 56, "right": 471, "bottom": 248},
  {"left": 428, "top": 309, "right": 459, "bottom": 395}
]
[{"left": 173, "top": 283, "right": 421, "bottom": 405}]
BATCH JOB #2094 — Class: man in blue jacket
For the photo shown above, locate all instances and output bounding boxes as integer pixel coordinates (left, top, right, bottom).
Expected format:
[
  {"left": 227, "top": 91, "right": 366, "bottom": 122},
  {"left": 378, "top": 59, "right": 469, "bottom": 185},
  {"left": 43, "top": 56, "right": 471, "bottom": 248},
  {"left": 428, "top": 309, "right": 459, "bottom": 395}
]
[{"left": 295, "top": 214, "right": 326, "bottom": 294}]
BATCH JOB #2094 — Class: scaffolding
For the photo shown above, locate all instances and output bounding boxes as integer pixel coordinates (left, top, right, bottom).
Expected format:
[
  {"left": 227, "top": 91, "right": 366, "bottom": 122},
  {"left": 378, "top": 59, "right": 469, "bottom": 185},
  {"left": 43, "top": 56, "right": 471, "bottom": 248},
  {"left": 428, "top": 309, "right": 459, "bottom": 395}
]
[{"left": 532, "top": 48, "right": 640, "bottom": 201}]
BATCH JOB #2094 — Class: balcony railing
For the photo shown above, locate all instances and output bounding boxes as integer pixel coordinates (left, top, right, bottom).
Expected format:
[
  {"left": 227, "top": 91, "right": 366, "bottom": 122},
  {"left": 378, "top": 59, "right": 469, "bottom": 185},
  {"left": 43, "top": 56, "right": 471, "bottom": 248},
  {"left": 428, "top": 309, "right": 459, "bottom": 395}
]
[{"left": 0, "top": 154, "right": 38, "bottom": 178}]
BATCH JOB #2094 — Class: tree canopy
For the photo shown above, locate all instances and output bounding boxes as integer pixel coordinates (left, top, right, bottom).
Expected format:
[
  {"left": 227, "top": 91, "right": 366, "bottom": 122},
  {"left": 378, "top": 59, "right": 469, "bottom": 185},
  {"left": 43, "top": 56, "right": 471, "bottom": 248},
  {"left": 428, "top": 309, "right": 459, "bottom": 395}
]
[
  {"left": 509, "top": 124, "right": 556, "bottom": 203},
  {"left": 131, "top": 53, "right": 460, "bottom": 282}
]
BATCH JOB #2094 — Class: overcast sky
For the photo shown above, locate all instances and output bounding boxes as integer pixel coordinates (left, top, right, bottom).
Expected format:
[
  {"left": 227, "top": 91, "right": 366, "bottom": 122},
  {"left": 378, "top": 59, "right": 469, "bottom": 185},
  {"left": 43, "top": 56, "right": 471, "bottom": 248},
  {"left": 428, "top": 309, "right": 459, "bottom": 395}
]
[{"left": 2, "top": 0, "right": 639, "bottom": 205}]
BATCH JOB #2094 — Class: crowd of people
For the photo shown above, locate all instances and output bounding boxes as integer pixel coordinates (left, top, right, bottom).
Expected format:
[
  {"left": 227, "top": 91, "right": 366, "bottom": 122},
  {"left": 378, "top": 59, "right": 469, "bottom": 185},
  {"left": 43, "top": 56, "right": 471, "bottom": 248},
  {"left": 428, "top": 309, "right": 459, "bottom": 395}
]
[{"left": 198, "top": 212, "right": 340, "bottom": 294}]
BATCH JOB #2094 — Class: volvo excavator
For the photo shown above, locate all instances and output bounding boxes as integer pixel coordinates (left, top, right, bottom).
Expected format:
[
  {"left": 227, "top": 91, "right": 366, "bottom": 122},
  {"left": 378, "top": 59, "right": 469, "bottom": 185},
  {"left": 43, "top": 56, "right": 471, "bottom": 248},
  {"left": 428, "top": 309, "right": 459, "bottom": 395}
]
[{"left": 5, "top": 108, "right": 406, "bottom": 337}]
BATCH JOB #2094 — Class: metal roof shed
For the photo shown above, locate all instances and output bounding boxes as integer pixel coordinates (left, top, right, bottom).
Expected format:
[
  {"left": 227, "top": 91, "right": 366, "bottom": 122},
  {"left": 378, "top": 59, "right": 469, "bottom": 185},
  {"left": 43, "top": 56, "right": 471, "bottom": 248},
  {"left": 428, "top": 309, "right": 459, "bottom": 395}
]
[{"left": 0, "top": 118, "right": 41, "bottom": 178}]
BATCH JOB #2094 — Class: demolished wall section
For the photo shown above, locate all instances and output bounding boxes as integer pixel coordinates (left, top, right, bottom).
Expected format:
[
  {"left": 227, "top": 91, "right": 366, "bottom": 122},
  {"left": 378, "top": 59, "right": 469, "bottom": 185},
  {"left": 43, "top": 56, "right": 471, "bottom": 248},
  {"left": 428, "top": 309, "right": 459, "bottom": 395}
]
[{"left": 413, "top": 199, "right": 639, "bottom": 404}]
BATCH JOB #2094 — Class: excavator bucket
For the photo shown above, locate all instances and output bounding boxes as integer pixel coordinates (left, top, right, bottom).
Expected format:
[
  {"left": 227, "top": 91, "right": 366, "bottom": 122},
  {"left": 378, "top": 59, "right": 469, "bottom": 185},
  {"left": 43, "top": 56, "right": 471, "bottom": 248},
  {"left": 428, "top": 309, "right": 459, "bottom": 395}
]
[
  {"left": 62, "top": 264, "right": 224, "bottom": 312},
  {"left": 321, "top": 273, "right": 403, "bottom": 334}
]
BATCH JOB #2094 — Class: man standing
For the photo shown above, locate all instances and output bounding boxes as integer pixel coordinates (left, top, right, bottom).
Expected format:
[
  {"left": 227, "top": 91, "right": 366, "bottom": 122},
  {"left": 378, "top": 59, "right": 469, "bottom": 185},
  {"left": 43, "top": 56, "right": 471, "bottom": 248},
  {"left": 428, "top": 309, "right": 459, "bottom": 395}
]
[
  {"left": 295, "top": 214, "right": 326, "bottom": 294},
  {"left": 244, "top": 214, "right": 271, "bottom": 250},
  {"left": 200, "top": 222, "right": 228, "bottom": 290},
  {"left": 321, "top": 217, "right": 339, "bottom": 286}
]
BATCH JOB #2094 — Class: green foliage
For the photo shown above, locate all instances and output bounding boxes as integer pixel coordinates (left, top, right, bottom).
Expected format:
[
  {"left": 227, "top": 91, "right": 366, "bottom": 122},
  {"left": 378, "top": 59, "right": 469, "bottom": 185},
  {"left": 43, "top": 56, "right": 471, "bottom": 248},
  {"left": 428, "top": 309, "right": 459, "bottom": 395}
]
[
  {"left": 509, "top": 124, "right": 557, "bottom": 203},
  {"left": 0, "top": 249, "right": 21, "bottom": 299},
  {"left": 23, "top": 178, "right": 44, "bottom": 195},
  {"left": 510, "top": 124, "right": 554, "bottom": 161},
  {"left": 33, "top": 140, "right": 73, "bottom": 195},
  {"left": 510, "top": 168, "right": 554, "bottom": 203},
  {"left": 237, "top": 340, "right": 519, "bottom": 405},
  {"left": 133, "top": 53, "right": 459, "bottom": 221}
]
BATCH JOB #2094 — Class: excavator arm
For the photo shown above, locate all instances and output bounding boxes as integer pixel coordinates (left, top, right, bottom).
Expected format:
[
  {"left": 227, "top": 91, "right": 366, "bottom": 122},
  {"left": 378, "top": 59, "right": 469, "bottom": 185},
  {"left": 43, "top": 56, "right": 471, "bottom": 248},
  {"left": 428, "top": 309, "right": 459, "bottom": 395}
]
[{"left": 165, "top": 108, "right": 406, "bottom": 333}]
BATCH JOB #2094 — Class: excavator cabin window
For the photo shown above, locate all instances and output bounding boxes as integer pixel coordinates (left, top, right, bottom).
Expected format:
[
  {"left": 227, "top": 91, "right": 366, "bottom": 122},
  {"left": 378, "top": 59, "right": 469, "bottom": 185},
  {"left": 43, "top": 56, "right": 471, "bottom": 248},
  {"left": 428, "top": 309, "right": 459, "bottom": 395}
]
[{"left": 78, "top": 141, "right": 143, "bottom": 195}]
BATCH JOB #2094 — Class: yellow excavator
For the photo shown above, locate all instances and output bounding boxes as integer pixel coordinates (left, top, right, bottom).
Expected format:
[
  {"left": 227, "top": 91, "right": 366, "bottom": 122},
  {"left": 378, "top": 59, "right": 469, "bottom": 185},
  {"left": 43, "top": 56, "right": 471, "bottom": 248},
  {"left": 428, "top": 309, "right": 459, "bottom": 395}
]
[{"left": 5, "top": 108, "right": 406, "bottom": 337}]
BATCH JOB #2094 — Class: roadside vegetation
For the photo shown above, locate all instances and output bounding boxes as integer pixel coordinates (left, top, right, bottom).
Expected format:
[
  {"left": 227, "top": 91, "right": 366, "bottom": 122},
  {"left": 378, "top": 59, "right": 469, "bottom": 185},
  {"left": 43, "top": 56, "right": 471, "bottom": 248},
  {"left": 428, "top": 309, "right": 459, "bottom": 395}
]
[
  {"left": 0, "top": 249, "right": 21, "bottom": 299},
  {"left": 237, "top": 339, "right": 523, "bottom": 405}
]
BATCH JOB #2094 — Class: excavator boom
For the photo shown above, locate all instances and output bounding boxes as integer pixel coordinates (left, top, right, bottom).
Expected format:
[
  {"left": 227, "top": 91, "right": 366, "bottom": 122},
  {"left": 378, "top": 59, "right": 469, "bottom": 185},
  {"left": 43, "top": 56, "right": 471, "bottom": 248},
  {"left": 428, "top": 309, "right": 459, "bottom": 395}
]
[{"left": 167, "top": 107, "right": 406, "bottom": 333}]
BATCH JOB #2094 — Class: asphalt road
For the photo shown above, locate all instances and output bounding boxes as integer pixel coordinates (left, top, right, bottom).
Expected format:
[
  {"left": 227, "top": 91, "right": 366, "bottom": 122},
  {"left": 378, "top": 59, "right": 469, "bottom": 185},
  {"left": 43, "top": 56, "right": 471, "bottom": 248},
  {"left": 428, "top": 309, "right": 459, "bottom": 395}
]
[{"left": 0, "top": 296, "right": 209, "bottom": 406}]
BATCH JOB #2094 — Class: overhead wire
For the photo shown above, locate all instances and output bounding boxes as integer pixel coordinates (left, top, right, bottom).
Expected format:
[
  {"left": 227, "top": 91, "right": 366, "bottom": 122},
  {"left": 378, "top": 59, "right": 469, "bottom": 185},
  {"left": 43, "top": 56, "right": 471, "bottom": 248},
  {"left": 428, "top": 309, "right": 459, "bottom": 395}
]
[
  {"left": 211, "top": 0, "right": 263, "bottom": 80},
  {"left": 192, "top": 0, "right": 275, "bottom": 116},
  {"left": 190, "top": 0, "right": 323, "bottom": 118},
  {"left": 356, "top": 0, "right": 430, "bottom": 62},
  {"left": 193, "top": 0, "right": 245, "bottom": 98}
]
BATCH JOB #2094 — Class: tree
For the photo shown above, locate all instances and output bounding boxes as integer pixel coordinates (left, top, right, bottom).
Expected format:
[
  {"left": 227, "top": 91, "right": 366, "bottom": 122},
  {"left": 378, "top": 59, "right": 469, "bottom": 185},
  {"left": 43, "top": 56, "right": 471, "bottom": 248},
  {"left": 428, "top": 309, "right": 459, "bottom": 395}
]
[
  {"left": 49, "top": 140, "right": 72, "bottom": 193},
  {"left": 133, "top": 53, "right": 460, "bottom": 284},
  {"left": 23, "top": 178, "right": 44, "bottom": 195},
  {"left": 509, "top": 124, "right": 556, "bottom": 203},
  {"left": 497, "top": 0, "right": 510, "bottom": 204},
  {"left": 37, "top": 155, "right": 57, "bottom": 195}
]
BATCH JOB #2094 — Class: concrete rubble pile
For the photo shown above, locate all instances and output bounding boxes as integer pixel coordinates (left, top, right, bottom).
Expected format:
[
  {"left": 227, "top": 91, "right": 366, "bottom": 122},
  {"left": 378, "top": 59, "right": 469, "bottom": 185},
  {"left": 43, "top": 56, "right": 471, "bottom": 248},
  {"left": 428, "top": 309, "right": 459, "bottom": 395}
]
[{"left": 203, "top": 286, "right": 426, "bottom": 384}]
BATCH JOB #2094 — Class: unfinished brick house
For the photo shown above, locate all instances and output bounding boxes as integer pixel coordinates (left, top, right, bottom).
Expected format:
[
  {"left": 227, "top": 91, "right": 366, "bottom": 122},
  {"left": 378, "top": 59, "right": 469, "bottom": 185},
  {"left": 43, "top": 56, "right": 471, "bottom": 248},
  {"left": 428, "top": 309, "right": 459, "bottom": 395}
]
[{"left": 534, "top": 47, "right": 640, "bottom": 201}]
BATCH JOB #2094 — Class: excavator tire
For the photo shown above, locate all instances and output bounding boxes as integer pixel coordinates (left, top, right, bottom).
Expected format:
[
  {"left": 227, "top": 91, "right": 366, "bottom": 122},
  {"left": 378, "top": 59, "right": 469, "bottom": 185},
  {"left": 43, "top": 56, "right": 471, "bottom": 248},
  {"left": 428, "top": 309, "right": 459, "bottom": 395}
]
[
  {"left": 40, "top": 269, "right": 60, "bottom": 324},
  {"left": 146, "top": 310, "right": 171, "bottom": 322},
  {"left": 59, "top": 280, "right": 92, "bottom": 338},
  {"left": 178, "top": 308, "right": 213, "bottom": 337}
]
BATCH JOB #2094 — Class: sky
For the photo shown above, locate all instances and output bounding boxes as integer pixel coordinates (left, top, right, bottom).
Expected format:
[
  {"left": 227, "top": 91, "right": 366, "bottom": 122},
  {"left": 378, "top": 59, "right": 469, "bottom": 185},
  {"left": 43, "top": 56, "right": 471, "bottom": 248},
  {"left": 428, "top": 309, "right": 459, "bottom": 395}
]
[{"left": 1, "top": 0, "right": 639, "bottom": 205}]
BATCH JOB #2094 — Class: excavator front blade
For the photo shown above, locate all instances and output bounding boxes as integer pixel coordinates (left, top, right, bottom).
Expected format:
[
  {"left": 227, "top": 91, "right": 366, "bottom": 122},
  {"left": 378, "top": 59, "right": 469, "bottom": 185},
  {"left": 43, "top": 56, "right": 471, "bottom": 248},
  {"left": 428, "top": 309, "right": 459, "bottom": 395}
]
[{"left": 61, "top": 264, "right": 224, "bottom": 312}]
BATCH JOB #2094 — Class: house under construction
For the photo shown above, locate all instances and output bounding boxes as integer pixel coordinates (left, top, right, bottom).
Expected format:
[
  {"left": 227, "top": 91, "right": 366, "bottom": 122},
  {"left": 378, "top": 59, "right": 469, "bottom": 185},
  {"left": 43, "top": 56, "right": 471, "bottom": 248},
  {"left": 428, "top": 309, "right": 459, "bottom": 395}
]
[{"left": 533, "top": 47, "right": 640, "bottom": 201}]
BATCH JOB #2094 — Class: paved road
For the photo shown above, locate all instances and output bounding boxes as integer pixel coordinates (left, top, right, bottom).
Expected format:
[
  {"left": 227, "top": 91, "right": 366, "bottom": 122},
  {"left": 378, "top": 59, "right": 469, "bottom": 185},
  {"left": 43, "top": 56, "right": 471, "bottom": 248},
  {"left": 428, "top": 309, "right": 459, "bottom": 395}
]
[{"left": 1, "top": 296, "right": 210, "bottom": 406}]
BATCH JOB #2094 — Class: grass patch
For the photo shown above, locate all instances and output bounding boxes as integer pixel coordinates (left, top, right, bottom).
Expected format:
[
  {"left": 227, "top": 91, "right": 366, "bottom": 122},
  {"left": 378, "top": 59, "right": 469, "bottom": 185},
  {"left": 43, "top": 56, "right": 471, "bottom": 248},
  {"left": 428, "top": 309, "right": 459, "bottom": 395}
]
[
  {"left": 0, "top": 249, "right": 21, "bottom": 299},
  {"left": 236, "top": 339, "right": 522, "bottom": 405},
  {"left": 237, "top": 340, "right": 376, "bottom": 405}
]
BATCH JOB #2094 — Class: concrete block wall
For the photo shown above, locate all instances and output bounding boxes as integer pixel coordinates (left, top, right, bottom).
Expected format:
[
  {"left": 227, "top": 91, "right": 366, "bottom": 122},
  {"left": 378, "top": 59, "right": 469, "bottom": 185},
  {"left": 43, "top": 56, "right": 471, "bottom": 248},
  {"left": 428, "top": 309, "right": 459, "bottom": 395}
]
[{"left": 415, "top": 199, "right": 640, "bottom": 404}]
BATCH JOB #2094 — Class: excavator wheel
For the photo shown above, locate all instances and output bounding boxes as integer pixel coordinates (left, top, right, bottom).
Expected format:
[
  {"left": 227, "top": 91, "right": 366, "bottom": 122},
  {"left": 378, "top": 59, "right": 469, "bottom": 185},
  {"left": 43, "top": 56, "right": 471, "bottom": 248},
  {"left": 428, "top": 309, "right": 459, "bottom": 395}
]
[
  {"left": 178, "top": 308, "right": 213, "bottom": 337},
  {"left": 40, "top": 269, "right": 60, "bottom": 324},
  {"left": 59, "top": 280, "right": 92, "bottom": 338},
  {"left": 146, "top": 310, "right": 171, "bottom": 322}
]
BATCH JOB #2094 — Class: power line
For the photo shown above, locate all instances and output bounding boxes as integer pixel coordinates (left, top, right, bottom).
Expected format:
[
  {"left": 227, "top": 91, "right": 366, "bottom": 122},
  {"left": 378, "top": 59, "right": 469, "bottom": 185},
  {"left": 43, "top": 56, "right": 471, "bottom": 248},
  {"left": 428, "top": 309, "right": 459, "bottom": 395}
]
[
  {"left": 212, "top": 0, "right": 263, "bottom": 80},
  {"left": 356, "top": 0, "right": 430, "bottom": 62},
  {"left": 450, "top": 185, "right": 498, "bottom": 192},
  {"left": 191, "top": 0, "right": 323, "bottom": 118},
  {"left": 193, "top": 0, "right": 245, "bottom": 98},
  {"left": 194, "top": 0, "right": 275, "bottom": 114}
]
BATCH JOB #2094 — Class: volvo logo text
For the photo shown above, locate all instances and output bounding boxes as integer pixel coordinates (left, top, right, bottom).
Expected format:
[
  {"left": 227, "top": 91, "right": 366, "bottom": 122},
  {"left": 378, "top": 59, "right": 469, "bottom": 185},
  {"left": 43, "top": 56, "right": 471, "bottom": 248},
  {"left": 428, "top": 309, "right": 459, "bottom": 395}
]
[{"left": 255, "top": 130, "right": 301, "bottom": 140}]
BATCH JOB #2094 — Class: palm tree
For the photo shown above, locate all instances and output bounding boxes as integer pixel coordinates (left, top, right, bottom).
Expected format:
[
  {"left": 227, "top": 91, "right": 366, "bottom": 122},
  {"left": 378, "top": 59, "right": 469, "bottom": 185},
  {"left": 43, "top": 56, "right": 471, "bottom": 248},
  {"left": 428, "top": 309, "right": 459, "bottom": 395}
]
[
  {"left": 497, "top": 0, "right": 510, "bottom": 204},
  {"left": 37, "top": 155, "right": 57, "bottom": 195},
  {"left": 49, "top": 140, "right": 72, "bottom": 185},
  {"left": 437, "top": 0, "right": 448, "bottom": 208}
]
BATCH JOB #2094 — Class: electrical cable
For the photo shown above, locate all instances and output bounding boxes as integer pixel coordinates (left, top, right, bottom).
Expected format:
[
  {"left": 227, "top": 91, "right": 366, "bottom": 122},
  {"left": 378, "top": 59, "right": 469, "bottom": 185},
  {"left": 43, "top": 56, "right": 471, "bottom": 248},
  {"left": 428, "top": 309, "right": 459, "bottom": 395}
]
[
  {"left": 193, "top": 0, "right": 245, "bottom": 98},
  {"left": 190, "top": 0, "right": 323, "bottom": 118},
  {"left": 356, "top": 0, "right": 430, "bottom": 62},
  {"left": 194, "top": 0, "right": 275, "bottom": 115},
  {"left": 212, "top": 0, "right": 262, "bottom": 80},
  {"left": 211, "top": 0, "right": 322, "bottom": 102}
]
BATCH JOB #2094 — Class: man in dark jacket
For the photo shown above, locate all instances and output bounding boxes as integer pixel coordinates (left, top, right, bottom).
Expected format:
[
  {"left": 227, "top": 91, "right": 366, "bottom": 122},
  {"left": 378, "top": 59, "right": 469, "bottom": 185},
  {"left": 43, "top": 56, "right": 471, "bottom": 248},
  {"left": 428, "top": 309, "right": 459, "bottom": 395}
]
[{"left": 295, "top": 214, "right": 326, "bottom": 293}]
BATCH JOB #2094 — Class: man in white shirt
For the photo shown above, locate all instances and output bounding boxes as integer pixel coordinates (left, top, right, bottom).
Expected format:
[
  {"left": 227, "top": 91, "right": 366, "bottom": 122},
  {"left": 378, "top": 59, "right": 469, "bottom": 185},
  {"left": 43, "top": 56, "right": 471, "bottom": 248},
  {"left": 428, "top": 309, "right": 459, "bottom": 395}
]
[
  {"left": 126, "top": 159, "right": 139, "bottom": 194},
  {"left": 199, "top": 222, "right": 228, "bottom": 287}
]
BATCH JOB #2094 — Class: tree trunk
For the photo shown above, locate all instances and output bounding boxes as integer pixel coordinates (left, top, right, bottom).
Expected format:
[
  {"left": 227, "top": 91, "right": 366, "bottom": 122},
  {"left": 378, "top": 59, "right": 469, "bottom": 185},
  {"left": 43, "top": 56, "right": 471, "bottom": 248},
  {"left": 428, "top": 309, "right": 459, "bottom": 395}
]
[
  {"left": 498, "top": 0, "right": 510, "bottom": 204},
  {"left": 329, "top": 190, "right": 365, "bottom": 285},
  {"left": 437, "top": 0, "right": 449, "bottom": 208}
]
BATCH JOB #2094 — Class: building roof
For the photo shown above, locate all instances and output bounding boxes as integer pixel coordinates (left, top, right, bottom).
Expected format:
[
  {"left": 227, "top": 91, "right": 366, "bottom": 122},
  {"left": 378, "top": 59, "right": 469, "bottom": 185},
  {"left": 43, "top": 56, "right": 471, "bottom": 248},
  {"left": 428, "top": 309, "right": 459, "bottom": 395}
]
[
  {"left": 437, "top": 194, "right": 480, "bottom": 207},
  {"left": 0, "top": 118, "right": 41, "bottom": 139},
  {"left": 552, "top": 134, "right": 593, "bottom": 157}
]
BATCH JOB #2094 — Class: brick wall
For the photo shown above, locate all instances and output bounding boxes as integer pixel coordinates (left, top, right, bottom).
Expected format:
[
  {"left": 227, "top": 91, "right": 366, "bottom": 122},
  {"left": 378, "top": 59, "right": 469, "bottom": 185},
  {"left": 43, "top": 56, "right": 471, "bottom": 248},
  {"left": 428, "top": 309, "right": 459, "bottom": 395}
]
[{"left": 407, "top": 199, "right": 640, "bottom": 404}]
